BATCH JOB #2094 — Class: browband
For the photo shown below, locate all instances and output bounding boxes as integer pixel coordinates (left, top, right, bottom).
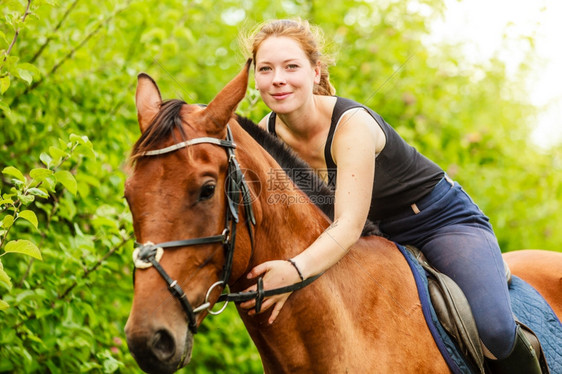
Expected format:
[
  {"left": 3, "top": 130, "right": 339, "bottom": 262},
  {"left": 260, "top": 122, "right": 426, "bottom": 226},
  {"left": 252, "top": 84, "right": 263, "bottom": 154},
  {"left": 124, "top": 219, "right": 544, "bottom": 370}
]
[{"left": 140, "top": 137, "right": 236, "bottom": 156}]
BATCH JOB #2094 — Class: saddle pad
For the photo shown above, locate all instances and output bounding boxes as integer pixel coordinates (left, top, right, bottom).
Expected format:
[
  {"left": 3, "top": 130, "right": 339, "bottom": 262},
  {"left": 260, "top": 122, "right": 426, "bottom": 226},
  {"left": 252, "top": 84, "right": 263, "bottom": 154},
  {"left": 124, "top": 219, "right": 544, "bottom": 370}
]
[
  {"left": 396, "top": 243, "right": 476, "bottom": 374},
  {"left": 396, "top": 244, "right": 562, "bottom": 373},
  {"left": 509, "top": 275, "right": 562, "bottom": 372}
]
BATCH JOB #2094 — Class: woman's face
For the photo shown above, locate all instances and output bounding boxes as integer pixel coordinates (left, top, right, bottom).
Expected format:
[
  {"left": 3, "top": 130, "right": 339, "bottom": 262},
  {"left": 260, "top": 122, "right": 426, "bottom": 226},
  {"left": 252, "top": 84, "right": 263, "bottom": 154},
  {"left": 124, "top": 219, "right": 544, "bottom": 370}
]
[{"left": 254, "top": 36, "right": 320, "bottom": 114}]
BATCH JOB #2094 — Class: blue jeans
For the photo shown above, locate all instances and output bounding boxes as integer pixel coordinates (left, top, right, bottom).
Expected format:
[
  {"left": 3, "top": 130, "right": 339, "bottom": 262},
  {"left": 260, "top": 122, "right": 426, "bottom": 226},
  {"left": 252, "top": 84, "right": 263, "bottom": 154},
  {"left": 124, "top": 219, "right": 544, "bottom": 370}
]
[{"left": 379, "top": 177, "right": 516, "bottom": 359}]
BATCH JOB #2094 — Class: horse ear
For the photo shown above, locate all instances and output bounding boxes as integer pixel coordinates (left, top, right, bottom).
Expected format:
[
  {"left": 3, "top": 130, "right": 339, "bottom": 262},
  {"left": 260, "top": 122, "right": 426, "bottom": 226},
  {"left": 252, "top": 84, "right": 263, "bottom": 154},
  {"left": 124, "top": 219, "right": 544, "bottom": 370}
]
[
  {"left": 135, "top": 73, "right": 162, "bottom": 133},
  {"left": 204, "top": 59, "right": 251, "bottom": 134}
]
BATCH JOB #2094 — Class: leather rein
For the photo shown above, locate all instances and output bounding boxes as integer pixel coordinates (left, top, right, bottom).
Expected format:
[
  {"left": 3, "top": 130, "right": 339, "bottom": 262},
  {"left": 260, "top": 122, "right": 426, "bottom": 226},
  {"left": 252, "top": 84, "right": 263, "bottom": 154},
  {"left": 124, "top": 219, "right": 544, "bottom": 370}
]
[{"left": 132, "top": 125, "right": 321, "bottom": 336}]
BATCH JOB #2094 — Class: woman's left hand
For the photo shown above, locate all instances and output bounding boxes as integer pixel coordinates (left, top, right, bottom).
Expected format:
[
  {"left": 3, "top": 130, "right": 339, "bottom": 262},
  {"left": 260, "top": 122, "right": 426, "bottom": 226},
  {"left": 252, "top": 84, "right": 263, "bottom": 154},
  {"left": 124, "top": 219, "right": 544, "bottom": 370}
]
[{"left": 239, "top": 260, "right": 303, "bottom": 324}]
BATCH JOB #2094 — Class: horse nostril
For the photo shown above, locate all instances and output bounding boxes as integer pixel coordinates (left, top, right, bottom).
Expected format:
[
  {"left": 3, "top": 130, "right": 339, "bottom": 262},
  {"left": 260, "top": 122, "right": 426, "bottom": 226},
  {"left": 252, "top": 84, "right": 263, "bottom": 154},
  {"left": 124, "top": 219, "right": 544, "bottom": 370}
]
[{"left": 151, "top": 329, "right": 176, "bottom": 361}]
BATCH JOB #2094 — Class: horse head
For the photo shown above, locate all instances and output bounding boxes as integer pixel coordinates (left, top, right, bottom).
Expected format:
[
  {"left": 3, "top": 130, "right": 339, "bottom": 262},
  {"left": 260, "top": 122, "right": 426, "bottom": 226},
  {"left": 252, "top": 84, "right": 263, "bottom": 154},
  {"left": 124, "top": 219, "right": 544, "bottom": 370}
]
[{"left": 124, "top": 60, "right": 254, "bottom": 374}]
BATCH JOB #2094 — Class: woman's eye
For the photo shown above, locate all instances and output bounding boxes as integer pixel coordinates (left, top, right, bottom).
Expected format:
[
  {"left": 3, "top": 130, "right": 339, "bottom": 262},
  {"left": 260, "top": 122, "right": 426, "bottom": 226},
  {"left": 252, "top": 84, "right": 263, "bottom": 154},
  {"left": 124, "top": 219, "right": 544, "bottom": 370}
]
[
  {"left": 258, "top": 66, "right": 271, "bottom": 72},
  {"left": 199, "top": 184, "right": 216, "bottom": 201},
  {"left": 286, "top": 64, "right": 299, "bottom": 70}
]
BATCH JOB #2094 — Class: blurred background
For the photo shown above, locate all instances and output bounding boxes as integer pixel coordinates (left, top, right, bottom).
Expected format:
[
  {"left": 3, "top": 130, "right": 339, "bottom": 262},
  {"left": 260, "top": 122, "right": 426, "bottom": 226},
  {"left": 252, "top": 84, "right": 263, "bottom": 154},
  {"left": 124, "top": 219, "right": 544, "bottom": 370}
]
[{"left": 1, "top": 0, "right": 560, "bottom": 372}]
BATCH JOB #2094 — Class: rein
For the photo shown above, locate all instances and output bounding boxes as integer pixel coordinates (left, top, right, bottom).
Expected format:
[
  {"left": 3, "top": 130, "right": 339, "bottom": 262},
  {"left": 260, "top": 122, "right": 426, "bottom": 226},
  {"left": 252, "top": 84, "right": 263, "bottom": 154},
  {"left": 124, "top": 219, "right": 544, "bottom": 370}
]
[
  {"left": 216, "top": 273, "right": 321, "bottom": 313},
  {"left": 131, "top": 124, "right": 322, "bottom": 338}
]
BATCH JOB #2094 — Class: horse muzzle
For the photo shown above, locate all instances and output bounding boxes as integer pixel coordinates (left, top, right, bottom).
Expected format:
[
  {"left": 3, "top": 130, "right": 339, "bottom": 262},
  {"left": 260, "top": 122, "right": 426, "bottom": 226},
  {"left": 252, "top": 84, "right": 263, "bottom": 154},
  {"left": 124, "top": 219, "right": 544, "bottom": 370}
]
[{"left": 125, "top": 320, "right": 193, "bottom": 374}]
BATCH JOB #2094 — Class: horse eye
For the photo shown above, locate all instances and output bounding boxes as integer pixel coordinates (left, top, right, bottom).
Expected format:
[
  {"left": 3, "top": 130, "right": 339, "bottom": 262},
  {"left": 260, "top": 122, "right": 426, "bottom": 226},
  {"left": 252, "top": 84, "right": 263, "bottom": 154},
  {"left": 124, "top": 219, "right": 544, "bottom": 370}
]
[{"left": 199, "top": 183, "right": 216, "bottom": 201}]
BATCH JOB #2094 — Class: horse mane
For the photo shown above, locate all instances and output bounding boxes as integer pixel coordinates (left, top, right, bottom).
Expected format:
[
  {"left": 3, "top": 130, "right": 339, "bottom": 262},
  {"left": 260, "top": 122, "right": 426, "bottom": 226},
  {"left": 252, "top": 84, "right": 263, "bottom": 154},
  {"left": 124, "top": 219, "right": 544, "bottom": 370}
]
[
  {"left": 236, "top": 115, "right": 382, "bottom": 237},
  {"left": 128, "top": 99, "right": 381, "bottom": 237},
  {"left": 130, "top": 99, "right": 187, "bottom": 163}
]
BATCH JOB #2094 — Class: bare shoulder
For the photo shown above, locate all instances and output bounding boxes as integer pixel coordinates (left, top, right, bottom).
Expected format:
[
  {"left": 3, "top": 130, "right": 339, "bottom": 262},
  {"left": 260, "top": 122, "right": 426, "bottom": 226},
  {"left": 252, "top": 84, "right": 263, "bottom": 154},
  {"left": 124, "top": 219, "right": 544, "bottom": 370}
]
[
  {"left": 334, "top": 108, "right": 386, "bottom": 153},
  {"left": 338, "top": 108, "right": 379, "bottom": 133},
  {"left": 256, "top": 113, "right": 270, "bottom": 130}
]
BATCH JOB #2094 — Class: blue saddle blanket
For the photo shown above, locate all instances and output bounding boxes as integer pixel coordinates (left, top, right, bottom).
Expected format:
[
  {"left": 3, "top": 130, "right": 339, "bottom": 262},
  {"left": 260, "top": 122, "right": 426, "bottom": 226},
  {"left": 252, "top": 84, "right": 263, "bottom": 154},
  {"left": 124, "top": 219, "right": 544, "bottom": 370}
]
[
  {"left": 510, "top": 276, "right": 562, "bottom": 371},
  {"left": 395, "top": 244, "right": 562, "bottom": 374}
]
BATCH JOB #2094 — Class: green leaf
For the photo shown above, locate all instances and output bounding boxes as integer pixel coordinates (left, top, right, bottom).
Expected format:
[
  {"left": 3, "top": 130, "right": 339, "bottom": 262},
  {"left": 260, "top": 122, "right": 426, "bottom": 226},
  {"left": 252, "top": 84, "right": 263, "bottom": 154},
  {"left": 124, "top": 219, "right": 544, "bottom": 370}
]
[
  {"left": 18, "top": 210, "right": 38, "bottom": 229},
  {"left": 49, "top": 146, "right": 67, "bottom": 164},
  {"left": 19, "top": 194, "right": 35, "bottom": 204},
  {"left": 102, "top": 355, "right": 121, "bottom": 373},
  {"left": 42, "top": 175, "right": 57, "bottom": 192},
  {"left": 12, "top": 179, "right": 24, "bottom": 188},
  {"left": 2, "top": 215, "right": 14, "bottom": 228},
  {"left": 17, "top": 63, "right": 40, "bottom": 76},
  {"left": 3, "top": 55, "right": 18, "bottom": 71},
  {"left": 39, "top": 153, "right": 52, "bottom": 168},
  {"left": 0, "top": 198, "right": 14, "bottom": 206},
  {"left": 27, "top": 188, "right": 48, "bottom": 198},
  {"left": 16, "top": 68, "right": 32, "bottom": 85},
  {"left": 4, "top": 240, "right": 42, "bottom": 260},
  {"left": 30, "top": 168, "right": 54, "bottom": 182},
  {"left": 69, "top": 134, "right": 90, "bottom": 146},
  {"left": 2, "top": 166, "right": 26, "bottom": 183},
  {"left": 0, "top": 267, "right": 12, "bottom": 290},
  {"left": 76, "top": 144, "right": 96, "bottom": 158},
  {"left": 0, "top": 99, "right": 11, "bottom": 116},
  {"left": 55, "top": 170, "right": 77, "bottom": 195},
  {"left": 0, "top": 75, "right": 9, "bottom": 94},
  {"left": 0, "top": 299, "right": 8, "bottom": 311}
]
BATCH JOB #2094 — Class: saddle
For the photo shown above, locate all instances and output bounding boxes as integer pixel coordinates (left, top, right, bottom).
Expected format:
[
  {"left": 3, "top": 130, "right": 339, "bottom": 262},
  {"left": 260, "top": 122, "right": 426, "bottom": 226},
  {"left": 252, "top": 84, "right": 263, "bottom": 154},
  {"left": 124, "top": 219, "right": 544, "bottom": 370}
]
[{"left": 405, "top": 245, "right": 549, "bottom": 374}]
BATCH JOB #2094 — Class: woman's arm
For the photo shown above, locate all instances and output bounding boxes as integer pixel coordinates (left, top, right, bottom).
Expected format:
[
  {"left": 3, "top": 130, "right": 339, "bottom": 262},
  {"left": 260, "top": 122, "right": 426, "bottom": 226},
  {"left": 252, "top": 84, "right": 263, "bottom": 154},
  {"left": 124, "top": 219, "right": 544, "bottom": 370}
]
[
  {"left": 241, "top": 109, "right": 384, "bottom": 323},
  {"left": 292, "top": 109, "right": 381, "bottom": 277}
]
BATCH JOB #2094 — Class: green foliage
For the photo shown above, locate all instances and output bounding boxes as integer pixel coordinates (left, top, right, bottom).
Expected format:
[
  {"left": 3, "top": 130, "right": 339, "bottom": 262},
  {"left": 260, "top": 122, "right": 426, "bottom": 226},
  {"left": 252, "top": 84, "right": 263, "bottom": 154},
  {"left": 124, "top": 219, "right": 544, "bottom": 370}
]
[
  {"left": 0, "top": 135, "right": 93, "bottom": 308},
  {"left": 0, "top": 0, "right": 560, "bottom": 373}
]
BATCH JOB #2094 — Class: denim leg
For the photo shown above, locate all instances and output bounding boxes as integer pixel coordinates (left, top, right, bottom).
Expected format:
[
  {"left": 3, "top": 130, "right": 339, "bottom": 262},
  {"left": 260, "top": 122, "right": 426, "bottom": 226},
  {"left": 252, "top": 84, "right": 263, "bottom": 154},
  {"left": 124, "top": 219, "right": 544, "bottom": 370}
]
[
  {"left": 420, "top": 224, "right": 517, "bottom": 359},
  {"left": 380, "top": 181, "right": 518, "bottom": 358}
]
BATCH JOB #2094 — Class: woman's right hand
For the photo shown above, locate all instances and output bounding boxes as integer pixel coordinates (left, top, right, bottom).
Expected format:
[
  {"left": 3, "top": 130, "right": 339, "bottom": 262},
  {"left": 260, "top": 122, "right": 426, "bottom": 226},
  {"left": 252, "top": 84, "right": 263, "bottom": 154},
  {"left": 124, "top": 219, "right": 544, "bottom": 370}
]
[{"left": 239, "top": 260, "right": 303, "bottom": 324}]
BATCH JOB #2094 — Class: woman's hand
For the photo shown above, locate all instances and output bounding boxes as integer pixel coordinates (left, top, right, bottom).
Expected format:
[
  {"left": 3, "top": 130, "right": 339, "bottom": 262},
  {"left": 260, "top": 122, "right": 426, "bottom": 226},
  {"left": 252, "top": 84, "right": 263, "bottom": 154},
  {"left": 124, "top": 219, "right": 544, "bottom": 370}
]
[{"left": 239, "top": 260, "right": 303, "bottom": 324}]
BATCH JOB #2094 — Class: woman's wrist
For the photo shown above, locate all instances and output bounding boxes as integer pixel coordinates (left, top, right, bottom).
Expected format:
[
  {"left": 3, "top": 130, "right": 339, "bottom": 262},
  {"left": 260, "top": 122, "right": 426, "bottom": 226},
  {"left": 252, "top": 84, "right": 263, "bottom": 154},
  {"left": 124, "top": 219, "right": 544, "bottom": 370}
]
[{"left": 287, "top": 258, "right": 305, "bottom": 281}]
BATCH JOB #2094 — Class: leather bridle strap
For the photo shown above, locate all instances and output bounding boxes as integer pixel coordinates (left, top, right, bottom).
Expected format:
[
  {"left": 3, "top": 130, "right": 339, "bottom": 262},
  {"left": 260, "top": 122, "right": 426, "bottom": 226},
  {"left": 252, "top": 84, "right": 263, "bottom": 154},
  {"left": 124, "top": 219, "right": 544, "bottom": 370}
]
[
  {"left": 218, "top": 273, "right": 323, "bottom": 313},
  {"left": 137, "top": 235, "right": 227, "bottom": 250},
  {"left": 139, "top": 137, "right": 235, "bottom": 156},
  {"left": 137, "top": 244, "right": 199, "bottom": 332}
]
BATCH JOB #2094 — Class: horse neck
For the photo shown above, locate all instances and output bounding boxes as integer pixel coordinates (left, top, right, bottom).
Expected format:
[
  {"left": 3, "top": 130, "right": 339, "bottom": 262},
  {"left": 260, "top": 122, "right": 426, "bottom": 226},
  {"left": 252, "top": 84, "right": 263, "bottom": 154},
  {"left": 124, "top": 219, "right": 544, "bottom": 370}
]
[
  {"left": 230, "top": 124, "right": 331, "bottom": 279},
  {"left": 229, "top": 124, "right": 366, "bottom": 365}
]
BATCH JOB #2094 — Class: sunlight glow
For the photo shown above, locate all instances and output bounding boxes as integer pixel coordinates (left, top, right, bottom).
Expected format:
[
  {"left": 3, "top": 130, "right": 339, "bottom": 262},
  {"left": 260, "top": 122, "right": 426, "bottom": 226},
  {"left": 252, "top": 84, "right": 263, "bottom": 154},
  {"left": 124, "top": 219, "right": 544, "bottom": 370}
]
[{"left": 425, "top": 0, "right": 562, "bottom": 149}]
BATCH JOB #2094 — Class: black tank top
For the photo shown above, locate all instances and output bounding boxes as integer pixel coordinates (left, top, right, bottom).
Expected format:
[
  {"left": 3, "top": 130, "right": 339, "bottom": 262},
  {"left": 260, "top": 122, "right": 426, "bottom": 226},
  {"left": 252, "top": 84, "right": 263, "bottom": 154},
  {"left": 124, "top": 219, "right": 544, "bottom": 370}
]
[{"left": 267, "top": 96, "right": 444, "bottom": 220}]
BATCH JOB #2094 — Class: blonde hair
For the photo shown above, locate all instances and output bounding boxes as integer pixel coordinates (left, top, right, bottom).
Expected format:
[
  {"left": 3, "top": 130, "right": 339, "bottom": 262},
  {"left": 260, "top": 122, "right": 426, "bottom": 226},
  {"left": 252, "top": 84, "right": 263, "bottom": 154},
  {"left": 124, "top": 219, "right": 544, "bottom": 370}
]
[{"left": 244, "top": 18, "right": 335, "bottom": 96}]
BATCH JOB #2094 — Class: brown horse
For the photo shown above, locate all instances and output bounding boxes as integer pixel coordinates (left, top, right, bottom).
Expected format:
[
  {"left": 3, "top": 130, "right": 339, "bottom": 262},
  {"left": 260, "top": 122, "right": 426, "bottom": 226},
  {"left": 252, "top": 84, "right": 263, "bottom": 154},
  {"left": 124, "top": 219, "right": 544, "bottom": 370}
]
[
  {"left": 504, "top": 250, "right": 562, "bottom": 317},
  {"left": 124, "top": 61, "right": 562, "bottom": 374}
]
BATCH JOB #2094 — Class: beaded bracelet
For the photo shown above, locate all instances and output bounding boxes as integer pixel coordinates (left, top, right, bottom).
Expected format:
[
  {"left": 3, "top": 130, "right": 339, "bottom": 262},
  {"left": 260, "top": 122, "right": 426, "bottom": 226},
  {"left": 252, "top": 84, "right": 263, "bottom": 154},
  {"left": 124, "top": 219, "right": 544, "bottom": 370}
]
[{"left": 287, "top": 258, "right": 305, "bottom": 281}]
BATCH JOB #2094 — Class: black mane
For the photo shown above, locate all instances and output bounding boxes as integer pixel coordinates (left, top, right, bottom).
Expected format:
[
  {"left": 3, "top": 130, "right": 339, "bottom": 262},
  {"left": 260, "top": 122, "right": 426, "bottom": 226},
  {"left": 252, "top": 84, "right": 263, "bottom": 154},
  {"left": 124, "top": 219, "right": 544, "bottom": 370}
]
[{"left": 236, "top": 115, "right": 381, "bottom": 237}]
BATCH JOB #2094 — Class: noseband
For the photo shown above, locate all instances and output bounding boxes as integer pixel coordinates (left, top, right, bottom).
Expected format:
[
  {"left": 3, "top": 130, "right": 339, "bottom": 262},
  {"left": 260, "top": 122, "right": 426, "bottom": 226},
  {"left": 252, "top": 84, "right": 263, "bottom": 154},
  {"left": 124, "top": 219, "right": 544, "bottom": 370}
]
[{"left": 132, "top": 125, "right": 256, "bottom": 335}]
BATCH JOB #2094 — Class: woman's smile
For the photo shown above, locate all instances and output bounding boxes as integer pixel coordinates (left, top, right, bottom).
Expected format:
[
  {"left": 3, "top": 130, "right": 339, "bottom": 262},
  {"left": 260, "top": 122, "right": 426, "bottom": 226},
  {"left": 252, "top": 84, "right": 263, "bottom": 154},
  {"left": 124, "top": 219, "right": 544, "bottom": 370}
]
[{"left": 271, "top": 92, "right": 292, "bottom": 100}]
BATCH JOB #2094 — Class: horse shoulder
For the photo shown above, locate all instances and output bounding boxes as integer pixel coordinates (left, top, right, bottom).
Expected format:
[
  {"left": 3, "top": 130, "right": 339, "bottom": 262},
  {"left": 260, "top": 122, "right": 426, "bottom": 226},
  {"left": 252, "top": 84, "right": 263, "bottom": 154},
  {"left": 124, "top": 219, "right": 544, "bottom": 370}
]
[{"left": 335, "top": 236, "right": 450, "bottom": 372}]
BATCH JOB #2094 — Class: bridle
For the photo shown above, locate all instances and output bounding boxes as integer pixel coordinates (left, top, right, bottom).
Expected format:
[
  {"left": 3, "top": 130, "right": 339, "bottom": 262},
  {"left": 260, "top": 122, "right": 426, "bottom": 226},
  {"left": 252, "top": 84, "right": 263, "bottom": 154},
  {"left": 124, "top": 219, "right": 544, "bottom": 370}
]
[
  {"left": 131, "top": 124, "right": 322, "bottom": 340},
  {"left": 132, "top": 125, "right": 255, "bottom": 334}
]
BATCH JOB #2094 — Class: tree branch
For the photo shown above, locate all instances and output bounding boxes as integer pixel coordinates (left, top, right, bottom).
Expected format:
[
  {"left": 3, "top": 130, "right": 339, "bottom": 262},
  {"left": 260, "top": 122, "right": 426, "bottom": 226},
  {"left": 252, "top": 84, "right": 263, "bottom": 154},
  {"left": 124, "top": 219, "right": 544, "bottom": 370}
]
[
  {"left": 57, "top": 233, "right": 132, "bottom": 300},
  {"left": 29, "top": 0, "right": 81, "bottom": 64},
  {"left": 0, "top": 0, "right": 32, "bottom": 70},
  {"left": 11, "top": 1, "right": 131, "bottom": 105}
]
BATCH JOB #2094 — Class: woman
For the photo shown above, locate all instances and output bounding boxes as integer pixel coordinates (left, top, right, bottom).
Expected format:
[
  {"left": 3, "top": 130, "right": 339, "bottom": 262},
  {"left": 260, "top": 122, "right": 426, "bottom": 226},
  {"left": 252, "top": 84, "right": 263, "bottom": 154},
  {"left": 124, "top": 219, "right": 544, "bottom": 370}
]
[{"left": 239, "top": 19, "right": 541, "bottom": 373}]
